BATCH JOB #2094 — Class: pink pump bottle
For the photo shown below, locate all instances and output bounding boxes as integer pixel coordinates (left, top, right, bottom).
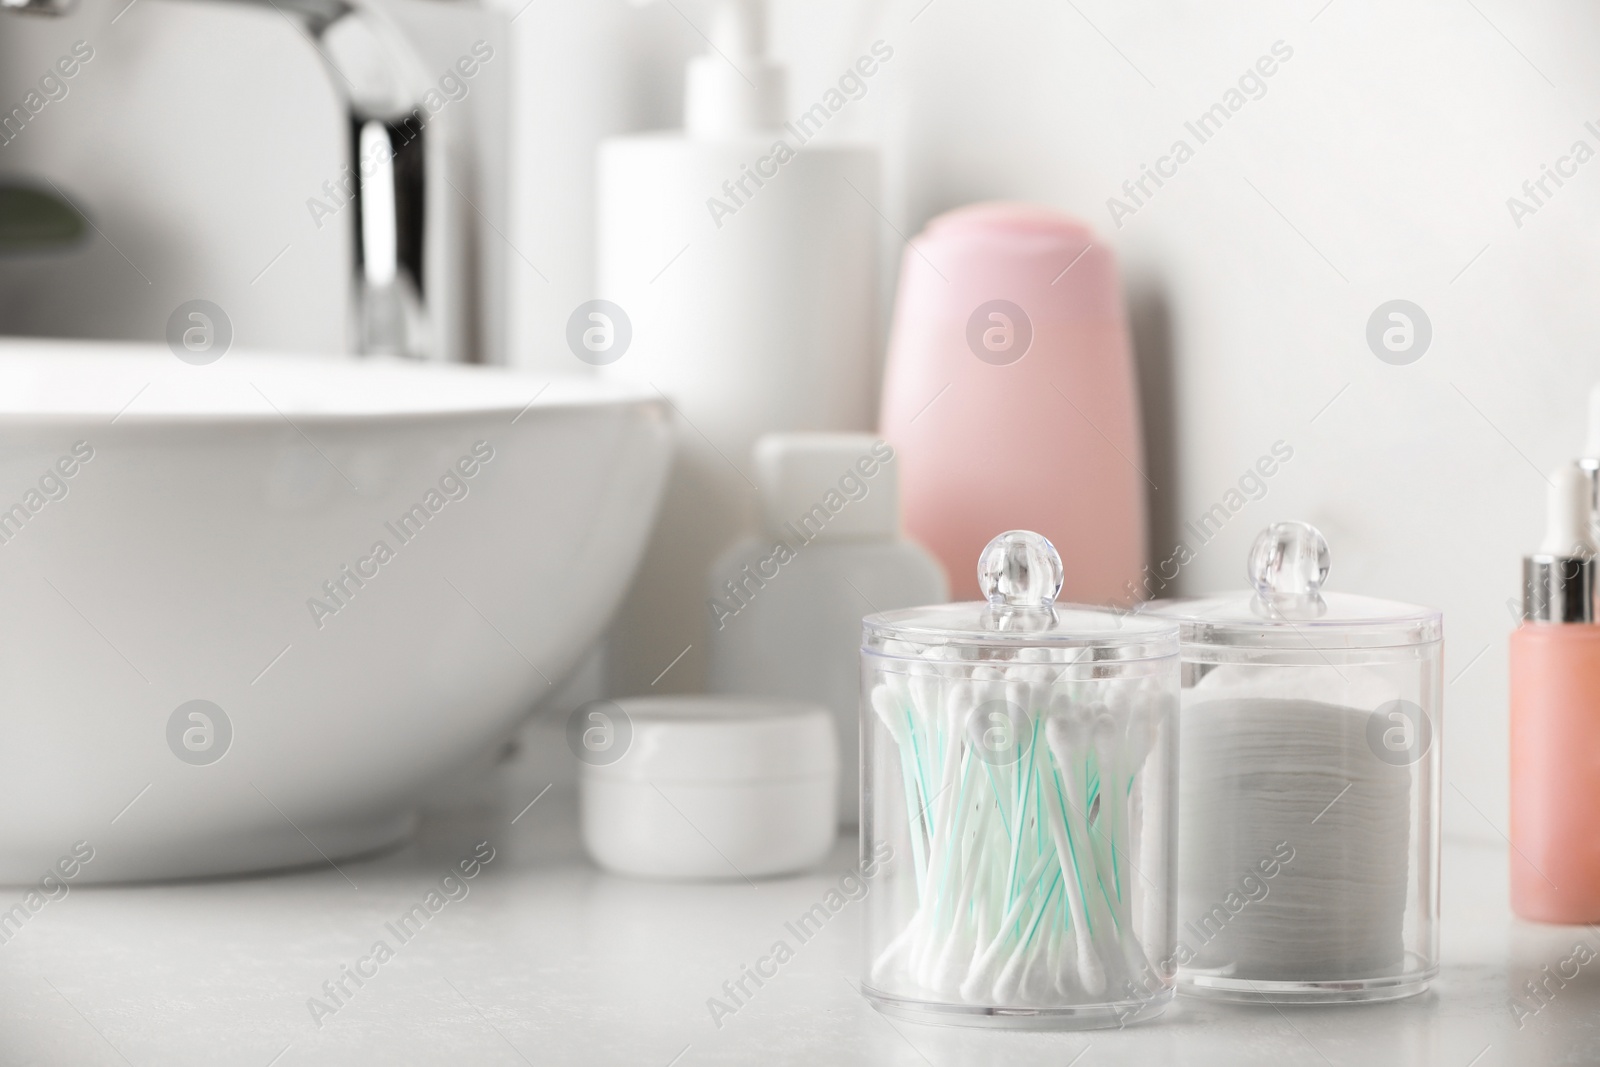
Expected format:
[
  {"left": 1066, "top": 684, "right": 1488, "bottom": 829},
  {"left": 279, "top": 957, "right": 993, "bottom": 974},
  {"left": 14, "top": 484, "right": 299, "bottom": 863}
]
[
  {"left": 878, "top": 203, "right": 1145, "bottom": 602},
  {"left": 1510, "top": 464, "right": 1600, "bottom": 923}
]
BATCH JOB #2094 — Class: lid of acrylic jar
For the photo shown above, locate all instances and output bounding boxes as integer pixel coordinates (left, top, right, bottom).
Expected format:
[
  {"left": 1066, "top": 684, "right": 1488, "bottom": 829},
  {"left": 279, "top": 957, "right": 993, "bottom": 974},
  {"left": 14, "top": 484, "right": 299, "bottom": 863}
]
[
  {"left": 863, "top": 530, "right": 1178, "bottom": 663},
  {"left": 1142, "top": 522, "right": 1442, "bottom": 651},
  {"left": 578, "top": 695, "right": 838, "bottom": 785}
]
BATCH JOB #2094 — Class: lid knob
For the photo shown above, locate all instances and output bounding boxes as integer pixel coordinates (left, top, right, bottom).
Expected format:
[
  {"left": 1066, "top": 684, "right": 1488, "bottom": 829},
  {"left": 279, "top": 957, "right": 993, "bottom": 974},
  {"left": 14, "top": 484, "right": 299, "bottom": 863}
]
[
  {"left": 978, "top": 530, "right": 1063, "bottom": 610},
  {"left": 1249, "top": 521, "right": 1329, "bottom": 617}
]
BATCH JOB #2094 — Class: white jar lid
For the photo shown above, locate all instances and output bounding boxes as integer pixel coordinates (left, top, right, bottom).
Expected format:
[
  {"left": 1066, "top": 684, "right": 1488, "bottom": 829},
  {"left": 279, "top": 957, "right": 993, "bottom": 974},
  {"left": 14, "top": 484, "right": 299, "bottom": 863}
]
[
  {"left": 864, "top": 530, "right": 1178, "bottom": 663},
  {"left": 581, "top": 695, "right": 838, "bottom": 785},
  {"left": 1143, "top": 522, "right": 1441, "bottom": 651}
]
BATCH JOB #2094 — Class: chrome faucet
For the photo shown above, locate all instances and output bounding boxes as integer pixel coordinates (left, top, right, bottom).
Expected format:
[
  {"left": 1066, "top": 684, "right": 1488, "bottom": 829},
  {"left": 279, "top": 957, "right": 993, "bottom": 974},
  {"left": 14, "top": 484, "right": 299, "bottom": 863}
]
[{"left": 7, "top": 0, "right": 456, "bottom": 360}]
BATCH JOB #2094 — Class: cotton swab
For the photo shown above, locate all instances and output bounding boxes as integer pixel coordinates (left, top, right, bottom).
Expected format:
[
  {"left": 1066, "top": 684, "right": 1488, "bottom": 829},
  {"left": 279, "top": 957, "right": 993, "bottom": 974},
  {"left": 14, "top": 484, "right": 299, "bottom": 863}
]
[{"left": 867, "top": 657, "right": 1169, "bottom": 1015}]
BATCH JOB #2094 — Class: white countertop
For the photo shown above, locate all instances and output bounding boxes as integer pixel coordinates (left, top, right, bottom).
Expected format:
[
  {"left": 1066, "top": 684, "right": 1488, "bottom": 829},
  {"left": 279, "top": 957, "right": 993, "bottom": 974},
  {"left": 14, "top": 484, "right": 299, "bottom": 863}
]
[{"left": 1, "top": 784, "right": 1593, "bottom": 1066}]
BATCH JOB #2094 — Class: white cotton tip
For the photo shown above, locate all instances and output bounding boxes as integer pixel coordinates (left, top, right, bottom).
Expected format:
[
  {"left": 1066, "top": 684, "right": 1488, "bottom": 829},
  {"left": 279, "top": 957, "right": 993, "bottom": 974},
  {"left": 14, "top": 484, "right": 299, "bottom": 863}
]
[
  {"left": 1542, "top": 464, "right": 1598, "bottom": 555},
  {"left": 943, "top": 679, "right": 976, "bottom": 740},
  {"left": 960, "top": 921, "right": 998, "bottom": 1004},
  {"left": 871, "top": 919, "right": 918, "bottom": 988},
  {"left": 970, "top": 665, "right": 1003, "bottom": 702},
  {"left": 1090, "top": 709, "right": 1118, "bottom": 754},
  {"left": 1044, "top": 919, "right": 1066, "bottom": 999},
  {"left": 1075, "top": 936, "right": 1106, "bottom": 996},
  {"left": 910, "top": 673, "right": 944, "bottom": 720},
  {"left": 911, "top": 913, "right": 950, "bottom": 988},
  {"left": 959, "top": 949, "right": 1001, "bottom": 1004},
  {"left": 870, "top": 685, "right": 910, "bottom": 748},
  {"left": 1014, "top": 647, "right": 1060, "bottom": 691},
  {"left": 1051, "top": 676, "right": 1084, "bottom": 707},
  {"left": 1054, "top": 927, "right": 1083, "bottom": 999},
  {"left": 1044, "top": 707, "right": 1091, "bottom": 767},
  {"left": 932, "top": 917, "right": 977, "bottom": 997},
  {"left": 993, "top": 941, "right": 1031, "bottom": 1004},
  {"left": 884, "top": 671, "right": 913, "bottom": 711},
  {"left": 1047, "top": 689, "right": 1072, "bottom": 719},
  {"left": 1006, "top": 677, "right": 1032, "bottom": 722},
  {"left": 1043, "top": 716, "right": 1066, "bottom": 765},
  {"left": 1070, "top": 700, "right": 1098, "bottom": 734},
  {"left": 1103, "top": 679, "right": 1134, "bottom": 716}
]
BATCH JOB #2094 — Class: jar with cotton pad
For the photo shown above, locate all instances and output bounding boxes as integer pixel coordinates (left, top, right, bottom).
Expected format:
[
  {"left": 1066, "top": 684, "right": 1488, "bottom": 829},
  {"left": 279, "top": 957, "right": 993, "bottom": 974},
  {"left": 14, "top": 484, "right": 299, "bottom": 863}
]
[
  {"left": 1145, "top": 521, "right": 1442, "bottom": 1003},
  {"left": 860, "top": 530, "right": 1181, "bottom": 1029}
]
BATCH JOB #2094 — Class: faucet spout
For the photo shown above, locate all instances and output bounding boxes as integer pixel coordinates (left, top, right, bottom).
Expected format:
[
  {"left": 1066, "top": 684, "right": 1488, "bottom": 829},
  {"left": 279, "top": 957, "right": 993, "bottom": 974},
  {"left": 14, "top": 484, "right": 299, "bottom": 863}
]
[
  {"left": 173, "top": 0, "right": 448, "bottom": 358},
  {"left": 308, "top": 2, "right": 445, "bottom": 359},
  {"left": 3, "top": 0, "right": 454, "bottom": 358}
]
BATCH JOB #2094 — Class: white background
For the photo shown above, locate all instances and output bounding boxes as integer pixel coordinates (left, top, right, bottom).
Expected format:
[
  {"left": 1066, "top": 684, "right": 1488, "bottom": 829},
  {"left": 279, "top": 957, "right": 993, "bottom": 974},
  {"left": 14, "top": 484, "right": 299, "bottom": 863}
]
[{"left": 4, "top": 0, "right": 1596, "bottom": 842}]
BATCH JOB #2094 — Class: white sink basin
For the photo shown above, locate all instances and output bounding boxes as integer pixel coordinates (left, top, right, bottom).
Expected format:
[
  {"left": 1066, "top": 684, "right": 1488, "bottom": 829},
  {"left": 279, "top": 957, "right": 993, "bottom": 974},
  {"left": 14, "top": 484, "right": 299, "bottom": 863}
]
[{"left": 0, "top": 340, "right": 671, "bottom": 881}]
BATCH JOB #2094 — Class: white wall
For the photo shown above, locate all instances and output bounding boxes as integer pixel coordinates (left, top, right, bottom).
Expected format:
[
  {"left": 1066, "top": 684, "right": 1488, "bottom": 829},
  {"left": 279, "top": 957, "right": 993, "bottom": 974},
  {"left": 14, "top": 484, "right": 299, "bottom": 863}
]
[
  {"left": 788, "top": 0, "right": 1600, "bottom": 844},
  {"left": 590, "top": 0, "right": 1597, "bottom": 842},
  {"left": 5, "top": 0, "right": 1591, "bottom": 838}
]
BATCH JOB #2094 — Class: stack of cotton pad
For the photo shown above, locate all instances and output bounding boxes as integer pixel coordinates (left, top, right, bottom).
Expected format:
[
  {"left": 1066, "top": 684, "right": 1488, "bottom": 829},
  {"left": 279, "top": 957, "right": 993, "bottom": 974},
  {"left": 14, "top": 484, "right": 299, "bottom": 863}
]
[{"left": 1178, "top": 668, "right": 1411, "bottom": 982}]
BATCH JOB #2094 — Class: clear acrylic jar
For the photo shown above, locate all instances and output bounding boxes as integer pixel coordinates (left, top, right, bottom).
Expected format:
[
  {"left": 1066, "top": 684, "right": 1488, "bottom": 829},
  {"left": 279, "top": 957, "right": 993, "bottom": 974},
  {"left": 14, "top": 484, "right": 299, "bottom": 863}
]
[
  {"left": 1145, "top": 522, "right": 1442, "bottom": 1004},
  {"left": 860, "top": 531, "right": 1181, "bottom": 1029}
]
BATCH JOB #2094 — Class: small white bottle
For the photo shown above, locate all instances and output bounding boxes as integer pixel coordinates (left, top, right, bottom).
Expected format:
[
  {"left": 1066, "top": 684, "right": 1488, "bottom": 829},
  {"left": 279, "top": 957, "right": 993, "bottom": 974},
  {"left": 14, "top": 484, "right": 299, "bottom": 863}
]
[{"left": 707, "top": 434, "right": 947, "bottom": 824}]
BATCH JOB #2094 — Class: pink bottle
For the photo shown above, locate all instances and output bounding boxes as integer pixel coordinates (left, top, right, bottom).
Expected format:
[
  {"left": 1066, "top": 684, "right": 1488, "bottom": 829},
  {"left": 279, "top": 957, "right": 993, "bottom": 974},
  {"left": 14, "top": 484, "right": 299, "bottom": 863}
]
[
  {"left": 879, "top": 203, "right": 1145, "bottom": 602},
  {"left": 1510, "top": 464, "right": 1600, "bottom": 922}
]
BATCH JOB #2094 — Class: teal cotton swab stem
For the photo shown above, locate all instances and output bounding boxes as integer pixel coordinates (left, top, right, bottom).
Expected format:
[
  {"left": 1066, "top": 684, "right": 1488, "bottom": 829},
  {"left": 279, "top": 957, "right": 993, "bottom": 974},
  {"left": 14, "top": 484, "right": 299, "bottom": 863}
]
[
  {"left": 1048, "top": 708, "right": 1157, "bottom": 991},
  {"left": 1039, "top": 748, "right": 1105, "bottom": 995},
  {"left": 909, "top": 679, "right": 974, "bottom": 984},
  {"left": 1002, "top": 721, "right": 1040, "bottom": 926},
  {"left": 923, "top": 747, "right": 970, "bottom": 926},
  {"left": 959, "top": 850, "right": 1052, "bottom": 1000},
  {"left": 1048, "top": 713, "right": 1128, "bottom": 982},
  {"left": 994, "top": 868, "right": 1063, "bottom": 1004},
  {"left": 869, "top": 668, "right": 1165, "bottom": 1008},
  {"left": 869, "top": 685, "right": 929, "bottom": 897},
  {"left": 1092, "top": 706, "right": 1138, "bottom": 909},
  {"left": 931, "top": 795, "right": 999, "bottom": 991}
]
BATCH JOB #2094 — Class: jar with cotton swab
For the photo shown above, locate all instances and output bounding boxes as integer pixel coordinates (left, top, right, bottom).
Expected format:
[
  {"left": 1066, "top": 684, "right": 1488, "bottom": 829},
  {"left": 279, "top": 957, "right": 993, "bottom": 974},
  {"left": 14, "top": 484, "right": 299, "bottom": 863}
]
[
  {"left": 860, "top": 530, "right": 1181, "bottom": 1029},
  {"left": 1145, "top": 521, "right": 1442, "bottom": 1004}
]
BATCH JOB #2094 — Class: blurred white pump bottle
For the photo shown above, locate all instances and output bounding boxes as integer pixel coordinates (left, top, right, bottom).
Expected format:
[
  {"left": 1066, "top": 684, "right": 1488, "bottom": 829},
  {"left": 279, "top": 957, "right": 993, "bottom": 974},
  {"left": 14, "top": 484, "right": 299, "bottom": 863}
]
[
  {"left": 707, "top": 434, "right": 947, "bottom": 824},
  {"left": 596, "top": 0, "right": 881, "bottom": 695}
]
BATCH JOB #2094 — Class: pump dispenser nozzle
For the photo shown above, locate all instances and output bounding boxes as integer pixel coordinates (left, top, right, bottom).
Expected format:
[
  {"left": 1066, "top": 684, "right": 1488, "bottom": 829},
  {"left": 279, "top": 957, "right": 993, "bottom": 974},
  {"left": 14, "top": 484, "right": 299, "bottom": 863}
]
[
  {"left": 679, "top": 0, "right": 785, "bottom": 137},
  {"left": 1526, "top": 464, "right": 1597, "bottom": 623}
]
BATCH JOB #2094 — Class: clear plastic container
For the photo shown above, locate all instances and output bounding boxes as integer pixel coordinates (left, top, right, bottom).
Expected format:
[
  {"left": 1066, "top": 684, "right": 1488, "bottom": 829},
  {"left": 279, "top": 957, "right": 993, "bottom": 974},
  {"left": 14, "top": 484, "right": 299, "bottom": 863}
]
[
  {"left": 860, "top": 530, "right": 1181, "bottom": 1029},
  {"left": 1144, "top": 522, "right": 1442, "bottom": 1004}
]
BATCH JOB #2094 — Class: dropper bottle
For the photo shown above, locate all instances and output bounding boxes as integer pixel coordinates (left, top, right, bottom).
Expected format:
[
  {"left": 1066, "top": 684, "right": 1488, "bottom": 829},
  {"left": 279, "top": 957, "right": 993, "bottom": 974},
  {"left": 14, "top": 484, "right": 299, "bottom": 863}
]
[{"left": 1509, "top": 464, "right": 1600, "bottom": 922}]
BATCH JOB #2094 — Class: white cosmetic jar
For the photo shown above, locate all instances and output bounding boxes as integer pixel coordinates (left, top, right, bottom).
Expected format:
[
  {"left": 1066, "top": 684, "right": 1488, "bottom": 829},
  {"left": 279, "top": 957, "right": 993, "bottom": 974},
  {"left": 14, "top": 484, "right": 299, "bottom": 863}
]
[{"left": 580, "top": 696, "right": 839, "bottom": 879}]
